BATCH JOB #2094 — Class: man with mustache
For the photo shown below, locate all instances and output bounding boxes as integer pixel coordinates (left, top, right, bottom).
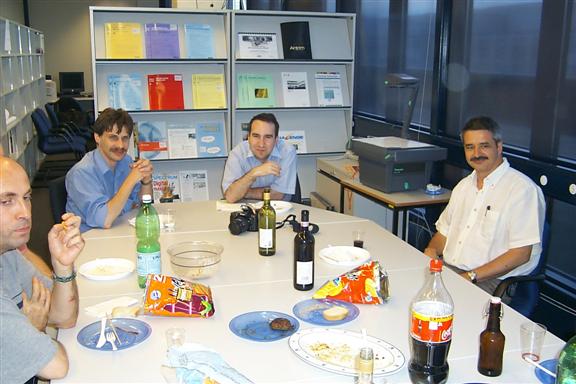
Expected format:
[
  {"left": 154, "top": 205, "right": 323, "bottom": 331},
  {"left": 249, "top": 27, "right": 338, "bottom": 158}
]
[
  {"left": 222, "top": 113, "right": 297, "bottom": 203},
  {"left": 66, "top": 108, "right": 153, "bottom": 232},
  {"left": 0, "top": 157, "right": 84, "bottom": 383},
  {"left": 424, "top": 116, "right": 545, "bottom": 297}
]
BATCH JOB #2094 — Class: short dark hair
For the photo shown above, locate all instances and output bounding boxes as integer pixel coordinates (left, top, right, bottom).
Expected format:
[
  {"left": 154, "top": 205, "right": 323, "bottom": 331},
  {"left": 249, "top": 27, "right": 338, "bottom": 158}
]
[
  {"left": 248, "top": 113, "right": 279, "bottom": 137},
  {"left": 461, "top": 116, "right": 502, "bottom": 143},
  {"left": 93, "top": 108, "right": 134, "bottom": 136}
]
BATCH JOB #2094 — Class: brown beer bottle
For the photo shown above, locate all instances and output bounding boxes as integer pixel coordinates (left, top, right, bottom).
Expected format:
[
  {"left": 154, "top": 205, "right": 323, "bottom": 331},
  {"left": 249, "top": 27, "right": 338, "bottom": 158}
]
[{"left": 478, "top": 296, "right": 505, "bottom": 376}]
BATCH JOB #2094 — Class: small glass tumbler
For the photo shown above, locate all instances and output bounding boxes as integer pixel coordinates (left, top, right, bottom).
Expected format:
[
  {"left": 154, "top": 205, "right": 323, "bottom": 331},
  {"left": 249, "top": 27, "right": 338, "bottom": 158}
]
[
  {"left": 520, "top": 322, "right": 547, "bottom": 362},
  {"left": 165, "top": 327, "right": 186, "bottom": 349}
]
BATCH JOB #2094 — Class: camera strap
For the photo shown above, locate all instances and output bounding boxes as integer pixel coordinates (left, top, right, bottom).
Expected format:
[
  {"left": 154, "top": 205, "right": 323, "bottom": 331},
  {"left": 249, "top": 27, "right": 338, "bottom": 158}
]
[{"left": 276, "top": 214, "right": 320, "bottom": 234}]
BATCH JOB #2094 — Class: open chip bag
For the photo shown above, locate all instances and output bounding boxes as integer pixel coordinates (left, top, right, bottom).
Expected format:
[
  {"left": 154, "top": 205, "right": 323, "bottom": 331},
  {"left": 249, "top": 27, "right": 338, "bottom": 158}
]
[
  {"left": 144, "top": 274, "right": 215, "bottom": 317},
  {"left": 313, "top": 261, "right": 390, "bottom": 304}
]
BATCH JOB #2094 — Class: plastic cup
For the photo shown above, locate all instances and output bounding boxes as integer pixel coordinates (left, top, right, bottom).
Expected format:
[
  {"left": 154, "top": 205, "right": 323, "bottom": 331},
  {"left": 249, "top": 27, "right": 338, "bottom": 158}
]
[
  {"left": 353, "top": 230, "right": 365, "bottom": 248},
  {"left": 164, "top": 209, "right": 176, "bottom": 232},
  {"left": 520, "top": 322, "right": 547, "bottom": 362},
  {"left": 165, "top": 328, "right": 185, "bottom": 348}
]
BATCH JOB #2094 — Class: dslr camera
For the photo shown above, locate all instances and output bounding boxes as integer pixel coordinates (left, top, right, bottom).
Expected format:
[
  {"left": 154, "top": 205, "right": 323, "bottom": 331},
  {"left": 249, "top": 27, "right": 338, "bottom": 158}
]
[{"left": 228, "top": 205, "right": 258, "bottom": 235}]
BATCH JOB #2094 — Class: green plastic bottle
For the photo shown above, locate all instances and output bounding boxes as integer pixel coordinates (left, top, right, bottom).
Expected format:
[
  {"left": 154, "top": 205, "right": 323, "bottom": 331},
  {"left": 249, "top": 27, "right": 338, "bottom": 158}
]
[
  {"left": 557, "top": 334, "right": 576, "bottom": 384},
  {"left": 136, "top": 194, "right": 161, "bottom": 288}
]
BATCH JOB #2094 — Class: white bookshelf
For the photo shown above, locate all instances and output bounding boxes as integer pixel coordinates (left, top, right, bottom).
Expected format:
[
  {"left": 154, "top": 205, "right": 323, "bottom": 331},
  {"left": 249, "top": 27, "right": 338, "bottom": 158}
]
[{"left": 0, "top": 17, "right": 46, "bottom": 178}]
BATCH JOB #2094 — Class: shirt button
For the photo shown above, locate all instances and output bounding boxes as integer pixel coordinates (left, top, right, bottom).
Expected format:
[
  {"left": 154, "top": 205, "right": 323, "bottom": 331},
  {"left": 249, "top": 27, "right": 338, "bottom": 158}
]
[{"left": 466, "top": 225, "right": 470, "bottom": 228}]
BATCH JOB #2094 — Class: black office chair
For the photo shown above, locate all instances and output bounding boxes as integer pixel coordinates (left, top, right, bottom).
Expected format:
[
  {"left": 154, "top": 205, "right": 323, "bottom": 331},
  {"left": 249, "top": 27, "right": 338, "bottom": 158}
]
[
  {"left": 493, "top": 222, "right": 550, "bottom": 317},
  {"left": 290, "top": 175, "right": 302, "bottom": 204},
  {"left": 31, "top": 108, "right": 86, "bottom": 159},
  {"left": 48, "top": 175, "right": 68, "bottom": 223},
  {"left": 46, "top": 102, "right": 92, "bottom": 140},
  {"left": 55, "top": 96, "right": 94, "bottom": 130}
]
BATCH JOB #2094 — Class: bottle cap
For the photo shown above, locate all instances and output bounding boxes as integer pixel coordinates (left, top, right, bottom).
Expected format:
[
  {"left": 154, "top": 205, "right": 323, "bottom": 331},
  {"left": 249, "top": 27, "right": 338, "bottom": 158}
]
[
  {"left": 430, "top": 258, "right": 443, "bottom": 272},
  {"left": 490, "top": 296, "right": 502, "bottom": 304},
  {"left": 301, "top": 210, "right": 309, "bottom": 222},
  {"left": 142, "top": 194, "right": 152, "bottom": 203}
]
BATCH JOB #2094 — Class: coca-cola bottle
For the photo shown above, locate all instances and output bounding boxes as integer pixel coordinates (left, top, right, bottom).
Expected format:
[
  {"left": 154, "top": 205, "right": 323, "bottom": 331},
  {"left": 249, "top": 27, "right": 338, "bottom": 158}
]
[{"left": 408, "top": 259, "right": 454, "bottom": 384}]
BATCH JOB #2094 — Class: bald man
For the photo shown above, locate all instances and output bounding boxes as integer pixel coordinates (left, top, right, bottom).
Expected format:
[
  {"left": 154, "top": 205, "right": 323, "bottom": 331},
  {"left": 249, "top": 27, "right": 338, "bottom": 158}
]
[{"left": 0, "top": 157, "right": 84, "bottom": 383}]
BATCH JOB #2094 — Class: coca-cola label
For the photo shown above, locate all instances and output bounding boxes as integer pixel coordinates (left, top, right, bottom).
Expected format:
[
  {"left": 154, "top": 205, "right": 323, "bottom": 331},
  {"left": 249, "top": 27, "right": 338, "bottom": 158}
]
[{"left": 410, "top": 310, "right": 453, "bottom": 343}]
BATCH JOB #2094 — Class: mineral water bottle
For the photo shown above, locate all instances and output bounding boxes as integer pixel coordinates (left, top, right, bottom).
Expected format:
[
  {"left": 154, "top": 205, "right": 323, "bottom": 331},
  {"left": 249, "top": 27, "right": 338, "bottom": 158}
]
[
  {"left": 408, "top": 259, "right": 454, "bottom": 384},
  {"left": 557, "top": 334, "right": 576, "bottom": 384},
  {"left": 136, "top": 194, "right": 161, "bottom": 288}
]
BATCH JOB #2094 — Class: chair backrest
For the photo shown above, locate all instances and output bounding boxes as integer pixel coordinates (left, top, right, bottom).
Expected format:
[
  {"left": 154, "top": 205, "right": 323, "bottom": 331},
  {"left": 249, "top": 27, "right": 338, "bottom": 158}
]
[
  {"left": 290, "top": 174, "right": 302, "bottom": 204},
  {"left": 45, "top": 102, "right": 59, "bottom": 127},
  {"left": 31, "top": 108, "right": 51, "bottom": 138},
  {"left": 56, "top": 96, "right": 83, "bottom": 112},
  {"left": 48, "top": 175, "right": 68, "bottom": 223}
]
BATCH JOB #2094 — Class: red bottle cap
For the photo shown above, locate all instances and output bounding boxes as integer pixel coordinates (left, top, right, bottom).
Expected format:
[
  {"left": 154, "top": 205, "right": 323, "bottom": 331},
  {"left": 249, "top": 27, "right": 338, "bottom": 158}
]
[{"left": 430, "top": 258, "right": 443, "bottom": 272}]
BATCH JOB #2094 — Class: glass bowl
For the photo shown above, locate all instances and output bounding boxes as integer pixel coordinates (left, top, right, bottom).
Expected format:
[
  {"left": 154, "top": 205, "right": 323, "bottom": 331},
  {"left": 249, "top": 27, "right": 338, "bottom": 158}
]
[{"left": 167, "top": 241, "right": 223, "bottom": 280}]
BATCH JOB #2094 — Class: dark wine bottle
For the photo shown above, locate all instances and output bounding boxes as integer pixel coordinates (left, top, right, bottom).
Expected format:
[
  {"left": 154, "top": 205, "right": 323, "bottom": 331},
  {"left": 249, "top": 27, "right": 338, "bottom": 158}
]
[
  {"left": 258, "top": 188, "right": 276, "bottom": 256},
  {"left": 478, "top": 296, "right": 505, "bottom": 376},
  {"left": 293, "top": 210, "right": 315, "bottom": 290}
]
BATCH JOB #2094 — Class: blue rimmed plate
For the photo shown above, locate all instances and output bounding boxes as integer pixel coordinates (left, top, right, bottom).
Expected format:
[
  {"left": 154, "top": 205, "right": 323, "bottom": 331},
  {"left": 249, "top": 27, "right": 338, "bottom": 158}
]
[
  {"left": 292, "top": 298, "right": 359, "bottom": 326},
  {"left": 77, "top": 318, "right": 151, "bottom": 351},
  {"left": 534, "top": 359, "right": 558, "bottom": 384},
  {"left": 229, "top": 311, "right": 299, "bottom": 342}
]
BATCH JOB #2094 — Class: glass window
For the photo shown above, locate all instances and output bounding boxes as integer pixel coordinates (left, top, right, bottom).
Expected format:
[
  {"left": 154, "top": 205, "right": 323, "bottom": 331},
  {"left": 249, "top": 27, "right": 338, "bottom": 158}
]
[
  {"left": 445, "top": 0, "right": 542, "bottom": 147},
  {"left": 547, "top": 200, "right": 576, "bottom": 279},
  {"left": 557, "top": 4, "right": 576, "bottom": 162}
]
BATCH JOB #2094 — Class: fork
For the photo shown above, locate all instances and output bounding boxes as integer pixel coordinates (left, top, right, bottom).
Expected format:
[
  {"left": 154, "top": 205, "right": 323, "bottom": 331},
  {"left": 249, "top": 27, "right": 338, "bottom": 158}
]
[{"left": 106, "top": 331, "right": 118, "bottom": 351}]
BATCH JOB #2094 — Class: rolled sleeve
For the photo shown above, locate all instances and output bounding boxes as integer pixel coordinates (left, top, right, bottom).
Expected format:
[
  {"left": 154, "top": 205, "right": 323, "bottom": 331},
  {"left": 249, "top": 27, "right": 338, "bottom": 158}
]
[
  {"left": 271, "top": 144, "right": 297, "bottom": 195},
  {"left": 221, "top": 149, "right": 245, "bottom": 194},
  {"left": 66, "top": 167, "right": 109, "bottom": 231}
]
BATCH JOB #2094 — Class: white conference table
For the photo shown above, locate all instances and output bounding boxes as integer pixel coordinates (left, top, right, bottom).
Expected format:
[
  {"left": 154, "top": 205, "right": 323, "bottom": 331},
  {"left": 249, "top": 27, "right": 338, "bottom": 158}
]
[{"left": 55, "top": 201, "right": 564, "bottom": 383}]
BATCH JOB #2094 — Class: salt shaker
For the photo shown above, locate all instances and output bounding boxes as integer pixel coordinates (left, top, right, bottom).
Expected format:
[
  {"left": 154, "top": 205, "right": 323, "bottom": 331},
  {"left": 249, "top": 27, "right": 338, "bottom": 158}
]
[{"left": 356, "top": 346, "right": 374, "bottom": 384}]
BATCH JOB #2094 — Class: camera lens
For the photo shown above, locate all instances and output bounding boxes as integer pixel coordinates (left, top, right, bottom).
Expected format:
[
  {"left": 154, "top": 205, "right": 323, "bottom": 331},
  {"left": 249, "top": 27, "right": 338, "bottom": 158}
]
[{"left": 229, "top": 217, "right": 249, "bottom": 235}]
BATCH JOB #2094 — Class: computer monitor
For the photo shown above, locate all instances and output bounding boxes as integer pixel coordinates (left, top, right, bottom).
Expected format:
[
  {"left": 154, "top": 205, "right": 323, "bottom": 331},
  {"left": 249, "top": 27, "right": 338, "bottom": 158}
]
[{"left": 59, "top": 72, "right": 84, "bottom": 95}]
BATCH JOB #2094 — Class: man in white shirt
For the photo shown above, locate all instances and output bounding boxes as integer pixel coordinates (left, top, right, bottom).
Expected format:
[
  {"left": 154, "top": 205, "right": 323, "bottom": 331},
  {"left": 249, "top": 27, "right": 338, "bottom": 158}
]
[{"left": 424, "top": 116, "right": 546, "bottom": 296}]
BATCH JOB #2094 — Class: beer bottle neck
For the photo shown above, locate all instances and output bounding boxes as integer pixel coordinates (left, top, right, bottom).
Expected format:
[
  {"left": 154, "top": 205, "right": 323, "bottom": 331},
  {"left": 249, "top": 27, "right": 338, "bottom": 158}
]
[{"left": 486, "top": 304, "right": 502, "bottom": 331}]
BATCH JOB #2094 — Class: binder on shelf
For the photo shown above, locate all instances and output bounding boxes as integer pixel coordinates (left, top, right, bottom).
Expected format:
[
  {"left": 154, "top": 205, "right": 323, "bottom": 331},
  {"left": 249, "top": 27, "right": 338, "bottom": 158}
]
[
  {"left": 237, "top": 32, "right": 278, "bottom": 59},
  {"left": 196, "top": 121, "right": 227, "bottom": 157},
  {"left": 147, "top": 74, "right": 184, "bottom": 110},
  {"left": 184, "top": 24, "right": 215, "bottom": 59},
  {"left": 281, "top": 72, "right": 310, "bottom": 107},
  {"left": 191, "top": 74, "right": 226, "bottom": 109},
  {"left": 315, "top": 71, "right": 343, "bottom": 106},
  {"left": 137, "top": 121, "right": 168, "bottom": 160},
  {"left": 108, "top": 73, "right": 144, "bottom": 110},
  {"left": 280, "top": 21, "right": 312, "bottom": 60},
  {"left": 237, "top": 73, "right": 276, "bottom": 108},
  {"left": 167, "top": 123, "right": 197, "bottom": 159},
  {"left": 279, "top": 130, "right": 307, "bottom": 153},
  {"left": 144, "top": 23, "right": 180, "bottom": 59},
  {"left": 104, "top": 22, "right": 143, "bottom": 59}
]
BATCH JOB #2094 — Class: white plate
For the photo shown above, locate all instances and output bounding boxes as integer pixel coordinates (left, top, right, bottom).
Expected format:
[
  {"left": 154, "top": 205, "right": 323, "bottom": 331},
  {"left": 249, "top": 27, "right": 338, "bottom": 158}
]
[
  {"left": 251, "top": 200, "right": 293, "bottom": 215},
  {"left": 319, "top": 246, "right": 371, "bottom": 266},
  {"left": 78, "top": 258, "right": 135, "bottom": 281},
  {"left": 129, "top": 214, "right": 169, "bottom": 228},
  {"left": 288, "top": 328, "right": 405, "bottom": 376}
]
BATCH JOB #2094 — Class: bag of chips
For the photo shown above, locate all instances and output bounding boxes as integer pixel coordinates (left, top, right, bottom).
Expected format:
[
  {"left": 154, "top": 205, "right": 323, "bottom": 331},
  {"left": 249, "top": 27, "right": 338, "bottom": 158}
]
[
  {"left": 144, "top": 274, "right": 215, "bottom": 317},
  {"left": 313, "top": 261, "right": 389, "bottom": 304}
]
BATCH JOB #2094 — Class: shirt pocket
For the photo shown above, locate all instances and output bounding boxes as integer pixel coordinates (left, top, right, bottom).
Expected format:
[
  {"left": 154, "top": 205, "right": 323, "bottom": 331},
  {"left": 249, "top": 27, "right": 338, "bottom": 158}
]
[{"left": 481, "top": 210, "right": 501, "bottom": 240}]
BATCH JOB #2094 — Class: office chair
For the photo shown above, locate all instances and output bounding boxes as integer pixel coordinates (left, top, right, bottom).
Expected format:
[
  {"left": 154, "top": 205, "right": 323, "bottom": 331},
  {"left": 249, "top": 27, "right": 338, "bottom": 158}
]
[
  {"left": 55, "top": 96, "right": 94, "bottom": 130},
  {"left": 31, "top": 108, "right": 86, "bottom": 159},
  {"left": 493, "top": 222, "right": 550, "bottom": 317},
  {"left": 290, "top": 175, "right": 302, "bottom": 204},
  {"left": 46, "top": 102, "right": 92, "bottom": 140},
  {"left": 48, "top": 175, "right": 68, "bottom": 223}
]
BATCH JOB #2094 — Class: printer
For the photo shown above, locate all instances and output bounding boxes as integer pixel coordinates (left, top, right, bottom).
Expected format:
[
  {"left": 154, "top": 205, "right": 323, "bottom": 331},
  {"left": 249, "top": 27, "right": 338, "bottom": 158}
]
[{"left": 351, "top": 137, "right": 447, "bottom": 193}]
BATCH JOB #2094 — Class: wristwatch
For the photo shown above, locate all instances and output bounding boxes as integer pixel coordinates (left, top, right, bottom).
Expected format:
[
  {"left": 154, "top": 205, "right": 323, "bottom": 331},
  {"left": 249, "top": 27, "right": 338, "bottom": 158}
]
[{"left": 466, "top": 270, "right": 478, "bottom": 284}]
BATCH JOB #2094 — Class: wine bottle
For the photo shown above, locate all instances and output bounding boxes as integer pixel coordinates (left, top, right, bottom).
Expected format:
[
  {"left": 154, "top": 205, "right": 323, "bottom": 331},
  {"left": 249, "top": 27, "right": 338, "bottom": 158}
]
[
  {"left": 293, "top": 209, "right": 314, "bottom": 290},
  {"left": 258, "top": 188, "right": 276, "bottom": 256}
]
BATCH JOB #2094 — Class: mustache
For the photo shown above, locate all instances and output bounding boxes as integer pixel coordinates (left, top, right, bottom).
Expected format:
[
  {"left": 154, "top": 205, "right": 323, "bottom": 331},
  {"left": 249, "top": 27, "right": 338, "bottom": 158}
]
[{"left": 470, "top": 156, "right": 488, "bottom": 161}]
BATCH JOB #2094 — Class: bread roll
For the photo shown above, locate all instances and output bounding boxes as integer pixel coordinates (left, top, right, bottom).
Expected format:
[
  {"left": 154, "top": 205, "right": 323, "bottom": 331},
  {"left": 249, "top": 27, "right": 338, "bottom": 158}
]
[
  {"left": 111, "top": 305, "right": 140, "bottom": 318},
  {"left": 322, "top": 306, "right": 349, "bottom": 321}
]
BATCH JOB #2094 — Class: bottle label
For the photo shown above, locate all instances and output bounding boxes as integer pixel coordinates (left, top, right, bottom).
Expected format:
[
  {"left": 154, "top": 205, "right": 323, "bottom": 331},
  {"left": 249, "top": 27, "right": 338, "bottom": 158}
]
[
  {"left": 259, "top": 229, "right": 273, "bottom": 248},
  {"left": 296, "top": 261, "right": 313, "bottom": 284},
  {"left": 410, "top": 310, "right": 453, "bottom": 343},
  {"left": 137, "top": 251, "right": 162, "bottom": 277}
]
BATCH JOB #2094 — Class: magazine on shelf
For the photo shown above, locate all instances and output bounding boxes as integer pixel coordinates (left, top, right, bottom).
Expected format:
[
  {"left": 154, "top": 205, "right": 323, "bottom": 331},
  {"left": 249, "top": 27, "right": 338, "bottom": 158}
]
[
  {"left": 167, "top": 124, "right": 197, "bottom": 159},
  {"left": 147, "top": 74, "right": 184, "bottom": 110},
  {"left": 104, "top": 22, "right": 143, "bottom": 59},
  {"left": 279, "top": 130, "right": 307, "bottom": 153},
  {"left": 315, "top": 71, "right": 343, "bottom": 106},
  {"left": 280, "top": 22, "right": 312, "bottom": 60},
  {"left": 196, "top": 121, "right": 227, "bottom": 157},
  {"left": 179, "top": 170, "right": 209, "bottom": 201},
  {"left": 184, "top": 24, "right": 215, "bottom": 59},
  {"left": 237, "top": 73, "right": 276, "bottom": 108},
  {"left": 108, "top": 73, "right": 144, "bottom": 110},
  {"left": 237, "top": 32, "right": 278, "bottom": 59},
  {"left": 241, "top": 122, "right": 250, "bottom": 140},
  {"left": 152, "top": 174, "right": 180, "bottom": 202},
  {"left": 144, "top": 23, "right": 180, "bottom": 59},
  {"left": 137, "top": 121, "right": 168, "bottom": 160},
  {"left": 281, "top": 72, "right": 310, "bottom": 107},
  {"left": 191, "top": 74, "right": 226, "bottom": 109}
]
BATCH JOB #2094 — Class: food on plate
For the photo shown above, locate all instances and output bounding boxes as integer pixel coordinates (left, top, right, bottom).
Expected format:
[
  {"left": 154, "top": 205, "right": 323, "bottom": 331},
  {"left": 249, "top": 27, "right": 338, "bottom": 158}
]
[
  {"left": 143, "top": 274, "right": 215, "bottom": 318},
  {"left": 309, "top": 342, "right": 355, "bottom": 366},
  {"left": 313, "top": 261, "right": 390, "bottom": 304},
  {"left": 269, "top": 317, "right": 294, "bottom": 331},
  {"left": 322, "top": 305, "right": 349, "bottom": 321},
  {"left": 111, "top": 305, "right": 140, "bottom": 318}
]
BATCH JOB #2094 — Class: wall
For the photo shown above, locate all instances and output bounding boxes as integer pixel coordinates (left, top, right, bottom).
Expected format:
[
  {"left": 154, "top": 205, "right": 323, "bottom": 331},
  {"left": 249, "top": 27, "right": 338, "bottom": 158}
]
[
  {"left": 0, "top": 0, "right": 25, "bottom": 24},
  {"left": 28, "top": 0, "right": 158, "bottom": 94}
]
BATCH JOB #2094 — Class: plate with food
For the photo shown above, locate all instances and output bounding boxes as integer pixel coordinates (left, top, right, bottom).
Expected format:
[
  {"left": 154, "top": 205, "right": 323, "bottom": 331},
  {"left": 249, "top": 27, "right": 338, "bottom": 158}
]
[
  {"left": 251, "top": 201, "right": 293, "bottom": 215},
  {"left": 292, "top": 299, "right": 359, "bottom": 326},
  {"left": 77, "top": 318, "right": 151, "bottom": 351},
  {"left": 78, "top": 258, "right": 135, "bottom": 281},
  {"left": 289, "top": 328, "right": 405, "bottom": 376},
  {"left": 229, "top": 311, "right": 299, "bottom": 342},
  {"left": 319, "top": 246, "right": 371, "bottom": 266}
]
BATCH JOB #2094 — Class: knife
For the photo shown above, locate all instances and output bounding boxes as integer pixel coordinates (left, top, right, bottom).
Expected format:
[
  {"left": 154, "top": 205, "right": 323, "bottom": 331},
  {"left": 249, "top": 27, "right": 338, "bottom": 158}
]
[{"left": 95, "top": 317, "right": 107, "bottom": 348}]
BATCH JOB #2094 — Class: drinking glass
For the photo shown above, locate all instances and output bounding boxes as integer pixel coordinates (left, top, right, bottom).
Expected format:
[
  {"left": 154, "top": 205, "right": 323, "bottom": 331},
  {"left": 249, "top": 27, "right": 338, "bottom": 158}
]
[{"left": 520, "top": 322, "right": 547, "bottom": 362}]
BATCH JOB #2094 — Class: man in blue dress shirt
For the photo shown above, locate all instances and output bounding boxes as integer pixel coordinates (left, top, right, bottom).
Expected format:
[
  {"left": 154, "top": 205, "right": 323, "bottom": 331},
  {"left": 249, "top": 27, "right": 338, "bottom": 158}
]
[
  {"left": 222, "top": 113, "right": 297, "bottom": 203},
  {"left": 66, "top": 108, "right": 153, "bottom": 232}
]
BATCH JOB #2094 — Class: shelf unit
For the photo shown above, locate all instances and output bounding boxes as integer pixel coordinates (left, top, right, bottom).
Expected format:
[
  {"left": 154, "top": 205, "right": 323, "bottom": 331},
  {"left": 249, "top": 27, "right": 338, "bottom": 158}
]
[{"left": 0, "top": 17, "right": 46, "bottom": 178}]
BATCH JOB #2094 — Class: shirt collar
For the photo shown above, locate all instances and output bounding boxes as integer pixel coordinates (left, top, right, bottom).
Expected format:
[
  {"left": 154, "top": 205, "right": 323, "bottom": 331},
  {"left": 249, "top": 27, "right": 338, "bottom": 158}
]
[
  {"left": 247, "top": 140, "right": 282, "bottom": 161},
  {"left": 472, "top": 157, "right": 509, "bottom": 189},
  {"left": 93, "top": 148, "right": 114, "bottom": 176}
]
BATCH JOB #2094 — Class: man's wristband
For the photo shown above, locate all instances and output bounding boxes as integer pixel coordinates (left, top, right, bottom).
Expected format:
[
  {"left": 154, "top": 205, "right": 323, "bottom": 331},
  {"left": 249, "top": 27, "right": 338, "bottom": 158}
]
[
  {"left": 53, "top": 270, "right": 76, "bottom": 283},
  {"left": 141, "top": 179, "right": 152, "bottom": 186}
]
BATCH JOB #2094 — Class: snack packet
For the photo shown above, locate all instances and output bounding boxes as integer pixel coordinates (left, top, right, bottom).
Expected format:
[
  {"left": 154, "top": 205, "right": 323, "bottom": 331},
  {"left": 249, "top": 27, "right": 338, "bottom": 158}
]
[
  {"left": 313, "top": 261, "right": 389, "bottom": 304},
  {"left": 144, "top": 274, "right": 215, "bottom": 317}
]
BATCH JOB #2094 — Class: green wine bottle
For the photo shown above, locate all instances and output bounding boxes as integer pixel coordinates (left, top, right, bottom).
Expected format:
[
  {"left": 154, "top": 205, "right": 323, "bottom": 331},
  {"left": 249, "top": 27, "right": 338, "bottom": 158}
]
[
  {"left": 557, "top": 334, "right": 576, "bottom": 384},
  {"left": 258, "top": 188, "right": 276, "bottom": 256}
]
